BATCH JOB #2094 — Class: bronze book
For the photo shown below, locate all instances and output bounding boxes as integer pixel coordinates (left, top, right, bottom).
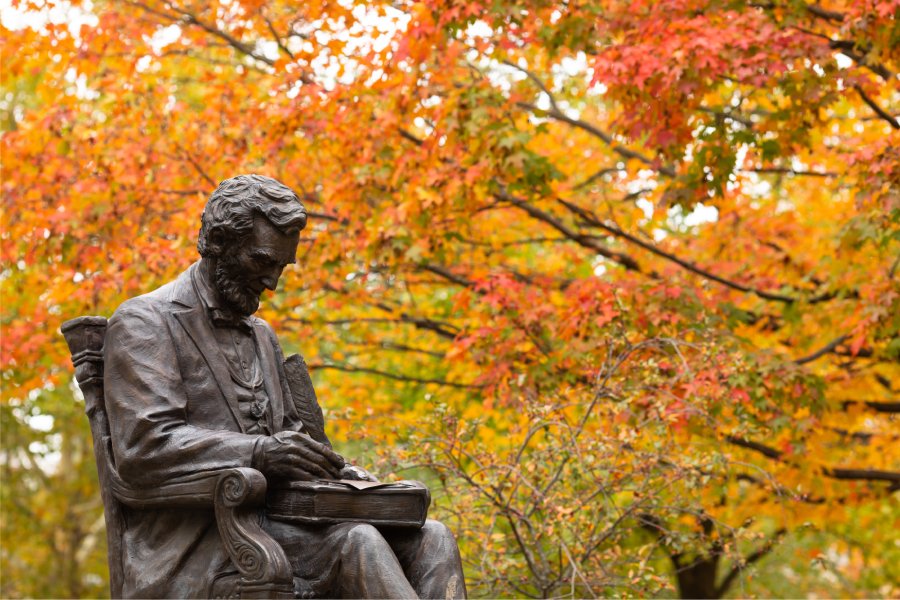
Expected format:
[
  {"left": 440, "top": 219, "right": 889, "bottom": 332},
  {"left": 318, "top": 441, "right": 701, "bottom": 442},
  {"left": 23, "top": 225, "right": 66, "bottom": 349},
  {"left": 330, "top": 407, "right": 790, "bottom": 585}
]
[{"left": 266, "top": 480, "right": 431, "bottom": 528}]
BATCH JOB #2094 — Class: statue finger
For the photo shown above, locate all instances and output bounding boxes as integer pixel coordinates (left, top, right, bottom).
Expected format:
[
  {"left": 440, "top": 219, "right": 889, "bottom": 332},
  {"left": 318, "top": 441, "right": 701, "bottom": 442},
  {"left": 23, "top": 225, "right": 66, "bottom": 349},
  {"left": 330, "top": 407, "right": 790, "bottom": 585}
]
[
  {"left": 283, "top": 466, "right": 317, "bottom": 481},
  {"left": 284, "top": 454, "right": 331, "bottom": 479},
  {"left": 281, "top": 433, "right": 344, "bottom": 468},
  {"left": 313, "top": 443, "right": 345, "bottom": 469},
  {"left": 295, "top": 454, "right": 336, "bottom": 479},
  {"left": 296, "top": 446, "right": 343, "bottom": 477},
  {"left": 295, "top": 436, "right": 344, "bottom": 467}
]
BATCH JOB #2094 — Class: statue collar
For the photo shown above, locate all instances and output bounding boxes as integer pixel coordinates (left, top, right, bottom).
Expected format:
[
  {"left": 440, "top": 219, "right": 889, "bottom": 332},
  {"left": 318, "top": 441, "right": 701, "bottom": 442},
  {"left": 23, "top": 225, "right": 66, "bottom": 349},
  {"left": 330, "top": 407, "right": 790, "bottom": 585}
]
[
  {"left": 168, "top": 261, "right": 222, "bottom": 310},
  {"left": 191, "top": 259, "right": 226, "bottom": 311}
]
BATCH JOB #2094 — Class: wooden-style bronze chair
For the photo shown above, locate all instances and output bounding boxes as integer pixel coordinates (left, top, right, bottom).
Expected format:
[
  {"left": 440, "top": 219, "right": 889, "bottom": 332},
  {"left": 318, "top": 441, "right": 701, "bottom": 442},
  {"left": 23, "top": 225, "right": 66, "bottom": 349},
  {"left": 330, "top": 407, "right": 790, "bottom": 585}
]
[{"left": 62, "top": 316, "right": 328, "bottom": 599}]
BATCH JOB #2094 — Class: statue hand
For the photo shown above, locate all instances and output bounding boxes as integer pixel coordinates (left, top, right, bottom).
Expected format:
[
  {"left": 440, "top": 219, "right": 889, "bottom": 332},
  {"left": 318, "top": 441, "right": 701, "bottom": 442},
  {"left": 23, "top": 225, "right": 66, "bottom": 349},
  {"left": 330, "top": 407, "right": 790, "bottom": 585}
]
[
  {"left": 256, "top": 431, "right": 345, "bottom": 481},
  {"left": 339, "top": 464, "right": 378, "bottom": 482}
]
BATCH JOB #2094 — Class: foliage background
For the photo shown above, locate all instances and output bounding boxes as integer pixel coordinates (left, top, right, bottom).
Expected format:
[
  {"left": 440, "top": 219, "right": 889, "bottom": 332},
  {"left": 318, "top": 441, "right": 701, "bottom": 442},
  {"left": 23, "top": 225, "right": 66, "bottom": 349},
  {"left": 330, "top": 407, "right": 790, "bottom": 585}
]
[{"left": 2, "top": 0, "right": 899, "bottom": 597}]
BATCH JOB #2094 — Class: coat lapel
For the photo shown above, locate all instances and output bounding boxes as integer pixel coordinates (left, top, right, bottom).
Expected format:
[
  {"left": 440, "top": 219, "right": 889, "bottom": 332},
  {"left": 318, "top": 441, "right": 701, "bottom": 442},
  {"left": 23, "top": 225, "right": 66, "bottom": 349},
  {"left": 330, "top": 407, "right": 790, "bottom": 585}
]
[{"left": 169, "top": 264, "right": 246, "bottom": 432}]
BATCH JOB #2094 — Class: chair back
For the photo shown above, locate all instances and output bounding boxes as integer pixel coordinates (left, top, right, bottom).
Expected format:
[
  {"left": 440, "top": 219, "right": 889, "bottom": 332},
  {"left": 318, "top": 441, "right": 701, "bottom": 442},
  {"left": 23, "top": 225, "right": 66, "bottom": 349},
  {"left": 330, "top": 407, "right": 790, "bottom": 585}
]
[
  {"left": 61, "top": 316, "right": 125, "bottom": 598},
  {"left": 62, "top": 317, "right": 319, "bottom": 599}
]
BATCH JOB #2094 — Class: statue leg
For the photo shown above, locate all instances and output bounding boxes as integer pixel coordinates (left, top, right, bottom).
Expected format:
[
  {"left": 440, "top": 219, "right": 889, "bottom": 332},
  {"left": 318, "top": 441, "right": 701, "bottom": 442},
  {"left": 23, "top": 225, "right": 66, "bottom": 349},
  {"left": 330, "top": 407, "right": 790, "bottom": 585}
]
[
  {"left": 382, "top": 519, "right": 467, "bottom": 600},
  {"left": 338, "top": 523, "right": 419, "bottom": 598},
  {"left": 264, "top": 519, "right": 419, "bottom": 599}
]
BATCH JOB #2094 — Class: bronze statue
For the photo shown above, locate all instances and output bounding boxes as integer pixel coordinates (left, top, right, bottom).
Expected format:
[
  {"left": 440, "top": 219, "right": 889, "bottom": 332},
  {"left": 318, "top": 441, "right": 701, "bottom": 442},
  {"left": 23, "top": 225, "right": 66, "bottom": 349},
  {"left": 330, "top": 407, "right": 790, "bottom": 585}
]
[{"left": 74, "top": 175, "right": 466, "bottom": 598}]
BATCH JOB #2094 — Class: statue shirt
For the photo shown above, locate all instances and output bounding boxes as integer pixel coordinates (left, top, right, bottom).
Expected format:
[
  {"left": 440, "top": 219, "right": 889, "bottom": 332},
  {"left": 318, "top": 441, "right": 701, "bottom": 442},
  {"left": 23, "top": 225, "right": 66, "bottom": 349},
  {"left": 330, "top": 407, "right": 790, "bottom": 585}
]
[{"left": 191, "top": 263, "right": 272, "bottom": 435}]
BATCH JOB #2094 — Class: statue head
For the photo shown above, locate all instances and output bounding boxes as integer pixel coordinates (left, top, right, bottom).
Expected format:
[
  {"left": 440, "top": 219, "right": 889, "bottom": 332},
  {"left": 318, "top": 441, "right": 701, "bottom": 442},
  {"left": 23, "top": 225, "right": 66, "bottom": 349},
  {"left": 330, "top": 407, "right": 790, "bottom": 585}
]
[{"left": 198, "top": 174, "right": 308, "bottom": 315}]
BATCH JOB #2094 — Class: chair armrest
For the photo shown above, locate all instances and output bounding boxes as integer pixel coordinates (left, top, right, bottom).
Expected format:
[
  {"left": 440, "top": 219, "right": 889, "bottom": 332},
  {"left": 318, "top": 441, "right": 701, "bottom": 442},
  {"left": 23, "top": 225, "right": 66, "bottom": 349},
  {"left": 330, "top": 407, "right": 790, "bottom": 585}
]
[
  {"left": 113, "top": 467, "right": 293, "bottom": 598},
  {"left": 111, "top": 467, "right": 264, "bottom": 510},
  {"left": 212, "top": 469, "right": 293, "bottom": 595}
]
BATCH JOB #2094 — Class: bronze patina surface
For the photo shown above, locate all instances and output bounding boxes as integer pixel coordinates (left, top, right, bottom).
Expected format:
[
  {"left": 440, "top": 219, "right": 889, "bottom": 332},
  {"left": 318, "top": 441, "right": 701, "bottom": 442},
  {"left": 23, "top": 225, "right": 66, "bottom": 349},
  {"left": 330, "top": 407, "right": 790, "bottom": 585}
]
[{"left": 65, "top": 175, "right": 466, "bottom": 599}]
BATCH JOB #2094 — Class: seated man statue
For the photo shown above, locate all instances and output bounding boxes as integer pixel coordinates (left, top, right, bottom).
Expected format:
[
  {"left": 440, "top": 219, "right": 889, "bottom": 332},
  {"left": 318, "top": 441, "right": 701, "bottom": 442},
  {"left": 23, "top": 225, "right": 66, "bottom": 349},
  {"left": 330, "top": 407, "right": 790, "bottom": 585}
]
[{"left": 103, "top": 174, "right": 466, "bottom": 598}]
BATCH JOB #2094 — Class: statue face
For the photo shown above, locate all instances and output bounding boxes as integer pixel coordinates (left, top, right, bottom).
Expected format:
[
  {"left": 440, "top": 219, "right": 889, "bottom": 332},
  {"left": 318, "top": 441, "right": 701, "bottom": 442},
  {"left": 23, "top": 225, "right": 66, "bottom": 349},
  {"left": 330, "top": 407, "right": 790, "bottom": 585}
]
[{"left": 215, "top": 216, "right": 300, "bottom": 315}]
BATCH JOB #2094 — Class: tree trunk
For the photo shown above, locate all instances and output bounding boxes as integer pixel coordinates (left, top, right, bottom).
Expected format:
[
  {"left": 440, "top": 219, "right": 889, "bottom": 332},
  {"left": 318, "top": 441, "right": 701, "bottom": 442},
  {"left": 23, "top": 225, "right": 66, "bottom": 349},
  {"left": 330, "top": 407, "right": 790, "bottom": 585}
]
[{"left": 675, "top": 555, "right": 721, "bottom": 599}]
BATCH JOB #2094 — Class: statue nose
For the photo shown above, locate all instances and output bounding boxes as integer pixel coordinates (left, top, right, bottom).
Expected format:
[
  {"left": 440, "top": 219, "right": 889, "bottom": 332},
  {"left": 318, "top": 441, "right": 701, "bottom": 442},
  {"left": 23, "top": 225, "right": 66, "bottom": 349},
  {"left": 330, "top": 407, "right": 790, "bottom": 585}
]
[{"left": 261, "top": 275, "right": 278, "bottom": 290}]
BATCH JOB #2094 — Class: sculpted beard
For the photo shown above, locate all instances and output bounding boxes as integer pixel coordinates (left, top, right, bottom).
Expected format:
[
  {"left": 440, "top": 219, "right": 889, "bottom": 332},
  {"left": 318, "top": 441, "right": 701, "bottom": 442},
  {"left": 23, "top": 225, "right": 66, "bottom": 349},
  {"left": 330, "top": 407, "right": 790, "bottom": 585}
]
[{"left": 215, "top": 249, "right": 259, "bottom": 316}]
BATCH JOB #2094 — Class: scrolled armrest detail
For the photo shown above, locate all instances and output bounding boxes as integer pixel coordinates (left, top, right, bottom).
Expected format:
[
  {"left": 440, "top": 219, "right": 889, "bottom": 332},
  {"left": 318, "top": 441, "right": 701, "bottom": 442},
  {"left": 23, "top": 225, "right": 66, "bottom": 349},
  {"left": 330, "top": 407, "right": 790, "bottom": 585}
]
[
  {"left": 217, "top": 467, "right": 267, "bottom": 508},
  {"left": 214, "top": 468, "right": 293, "bottom": 598}
]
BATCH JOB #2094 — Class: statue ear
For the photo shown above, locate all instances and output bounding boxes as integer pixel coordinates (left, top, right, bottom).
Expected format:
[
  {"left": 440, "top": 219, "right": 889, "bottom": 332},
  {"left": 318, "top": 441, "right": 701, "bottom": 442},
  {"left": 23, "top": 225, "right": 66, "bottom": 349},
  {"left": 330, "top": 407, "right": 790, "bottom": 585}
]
[{"left": 207, "top": 227, "right": 227, "bottom": 257}]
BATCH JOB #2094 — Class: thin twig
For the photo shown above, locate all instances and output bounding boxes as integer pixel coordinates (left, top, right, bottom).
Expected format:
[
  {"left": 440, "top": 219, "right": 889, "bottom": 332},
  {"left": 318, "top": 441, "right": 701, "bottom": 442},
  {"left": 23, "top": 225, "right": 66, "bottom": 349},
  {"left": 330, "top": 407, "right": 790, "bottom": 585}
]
[{"left": 263, "top": 14, "right": 295, "bottom": 60}]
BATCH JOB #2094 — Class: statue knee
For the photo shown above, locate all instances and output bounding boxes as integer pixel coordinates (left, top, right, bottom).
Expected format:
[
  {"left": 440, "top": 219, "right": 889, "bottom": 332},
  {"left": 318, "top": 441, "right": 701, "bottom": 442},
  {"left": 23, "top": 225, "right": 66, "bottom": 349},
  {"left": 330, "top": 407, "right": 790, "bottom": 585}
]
[
  {"left": 421, "top": 519, "right": 457, "bottom": 545},
  {"left": 342, "top": 523, "right": 388, "bottom": 555}
]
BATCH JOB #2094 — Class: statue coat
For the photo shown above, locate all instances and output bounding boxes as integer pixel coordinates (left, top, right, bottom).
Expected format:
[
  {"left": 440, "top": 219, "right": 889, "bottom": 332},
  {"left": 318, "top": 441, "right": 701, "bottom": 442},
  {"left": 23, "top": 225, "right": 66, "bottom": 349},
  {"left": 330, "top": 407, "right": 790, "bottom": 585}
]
[{"left": 104, "top": 262, "right": 302, "bottom": 598}]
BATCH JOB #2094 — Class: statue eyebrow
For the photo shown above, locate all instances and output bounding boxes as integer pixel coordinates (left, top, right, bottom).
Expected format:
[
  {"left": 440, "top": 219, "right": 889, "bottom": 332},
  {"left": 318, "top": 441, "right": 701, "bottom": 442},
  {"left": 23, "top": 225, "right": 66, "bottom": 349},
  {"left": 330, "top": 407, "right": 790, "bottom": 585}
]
[
  {"left": 252, "top": 249, "right": 296, "bottom": 266},
  {"left": 251, "top": 250, "right": 278, "bottom": 262}
]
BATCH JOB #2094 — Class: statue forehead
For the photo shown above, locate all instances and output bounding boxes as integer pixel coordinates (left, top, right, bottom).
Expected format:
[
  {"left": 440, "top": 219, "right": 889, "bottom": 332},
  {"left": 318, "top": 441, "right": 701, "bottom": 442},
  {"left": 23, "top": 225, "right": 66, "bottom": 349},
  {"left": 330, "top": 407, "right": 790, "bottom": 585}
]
[{"left": 240, "top": 215, "right": 299, "bottom": 258}]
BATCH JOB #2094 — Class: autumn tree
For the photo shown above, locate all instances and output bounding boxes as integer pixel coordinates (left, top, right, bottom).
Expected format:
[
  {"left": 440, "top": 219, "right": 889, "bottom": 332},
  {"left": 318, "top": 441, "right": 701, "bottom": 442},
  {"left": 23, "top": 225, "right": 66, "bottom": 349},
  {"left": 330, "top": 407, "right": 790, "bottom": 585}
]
[{"left": 2, "top": 0, "right": 898, "bottom": 597}]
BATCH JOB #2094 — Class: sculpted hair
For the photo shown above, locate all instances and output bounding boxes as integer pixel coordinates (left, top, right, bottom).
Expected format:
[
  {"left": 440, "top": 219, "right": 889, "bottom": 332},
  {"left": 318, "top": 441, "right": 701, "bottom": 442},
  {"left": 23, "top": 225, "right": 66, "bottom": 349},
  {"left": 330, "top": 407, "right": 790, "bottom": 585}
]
[{"left": 197, "top": 174, "right": 308, "bottom": 257}]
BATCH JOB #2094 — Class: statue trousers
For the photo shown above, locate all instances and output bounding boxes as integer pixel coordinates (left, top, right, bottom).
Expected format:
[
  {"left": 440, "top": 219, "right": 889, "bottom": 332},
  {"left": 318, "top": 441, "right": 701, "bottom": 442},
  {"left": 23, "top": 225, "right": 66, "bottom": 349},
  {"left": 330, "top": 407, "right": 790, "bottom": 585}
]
[{"left": 263, "top": 518, "right": 467, "bottom": 599}]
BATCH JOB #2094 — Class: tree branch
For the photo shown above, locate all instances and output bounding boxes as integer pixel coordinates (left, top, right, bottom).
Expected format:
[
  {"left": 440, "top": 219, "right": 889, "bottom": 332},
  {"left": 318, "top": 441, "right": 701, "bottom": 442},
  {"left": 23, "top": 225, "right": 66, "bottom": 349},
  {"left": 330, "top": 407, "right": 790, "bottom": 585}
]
[
  {"left": 744, "top": 166, "right": 837, "bottom": 178},
  {"left": 854, "top": 86, "right": 900, "bottom": 129},
  {"left": 508, "top": 59, "right": 675, "bottom": 177},
  {"left": 307, "top": 210, "right": 346, "bottom": 223},
  {"left": 162, "top": 2, "right": 277, "bottom": 67},
  {"left": 401, "top": 104, "right": 848, "bottom": 306},
  {"left": 501, "top": 58, "right": 561, "bottom": 113},
  {"left": 402, "top": 126, "right": 834, "bottom": 306},
  {"left": 310, "top": 361, "right": 482, "bottom": 389},
  {"left": 397, "top": 127, "right": 425, "bottom": 146},
  {"left": 419, "top": 263, "right": 474, "bottom": 288},
  {"left": 167, "top": 142, "right": 217, "bottom": 188},
  {"left": 516, "top": 102, "right": 676, "bottom": 177},
  {"left": 726, "top": 435, "right": 900, "bottom": 484},
  {"left": 398, "top": 314, "right": 460, "bottom": 339},
  {"left": 725, "top": 436, "right": 781, "bottom": 459},
  {"left": 698, "top": 106, "right": 755, "bottom": 128},
  {"left": 805, "top": 3, "right": 844, "bottom": 22},
  {"left": 793, "top": 334, "right": 848, "bottom": 365},
  {"left": 791, "top": 24, "right": 894, "bottom": 81},
  {"left": 573, "top": 166, "right": 625, "bottom": 190},
  {"left": 840, "top": 400, "right": 900, "bottom": 414},
  {"left": 495, "top": 190, "right": 647, "bottom": 273},
  {"left": 262, "top": 14, "right": 294, "bottom": 60},
  {"left": 369, "top": 340, "right": 446, "bottom": 358},
  {"left": 128, "top": 0, "right": 279, "bottom": 68},
  {"left": 155, "top": 189, "right": 203, "bottom": 196},
  {"left": 750, "top": 2, "right": 844, "bottom": 22},
  {"left": 555, "top": 197, "right": 829, "bottom": 304},
  {"left": 291, "top": 316, "right": 459, "bottom": 340},
  {"left": 825, "top": 467, "right": 900, "bottom": 483},
  {"left": 715, "top": 528, "right": 786, "bottom": 597},
  {"left": 839, "top": 49, "right": 894, "bottom": 82}
]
